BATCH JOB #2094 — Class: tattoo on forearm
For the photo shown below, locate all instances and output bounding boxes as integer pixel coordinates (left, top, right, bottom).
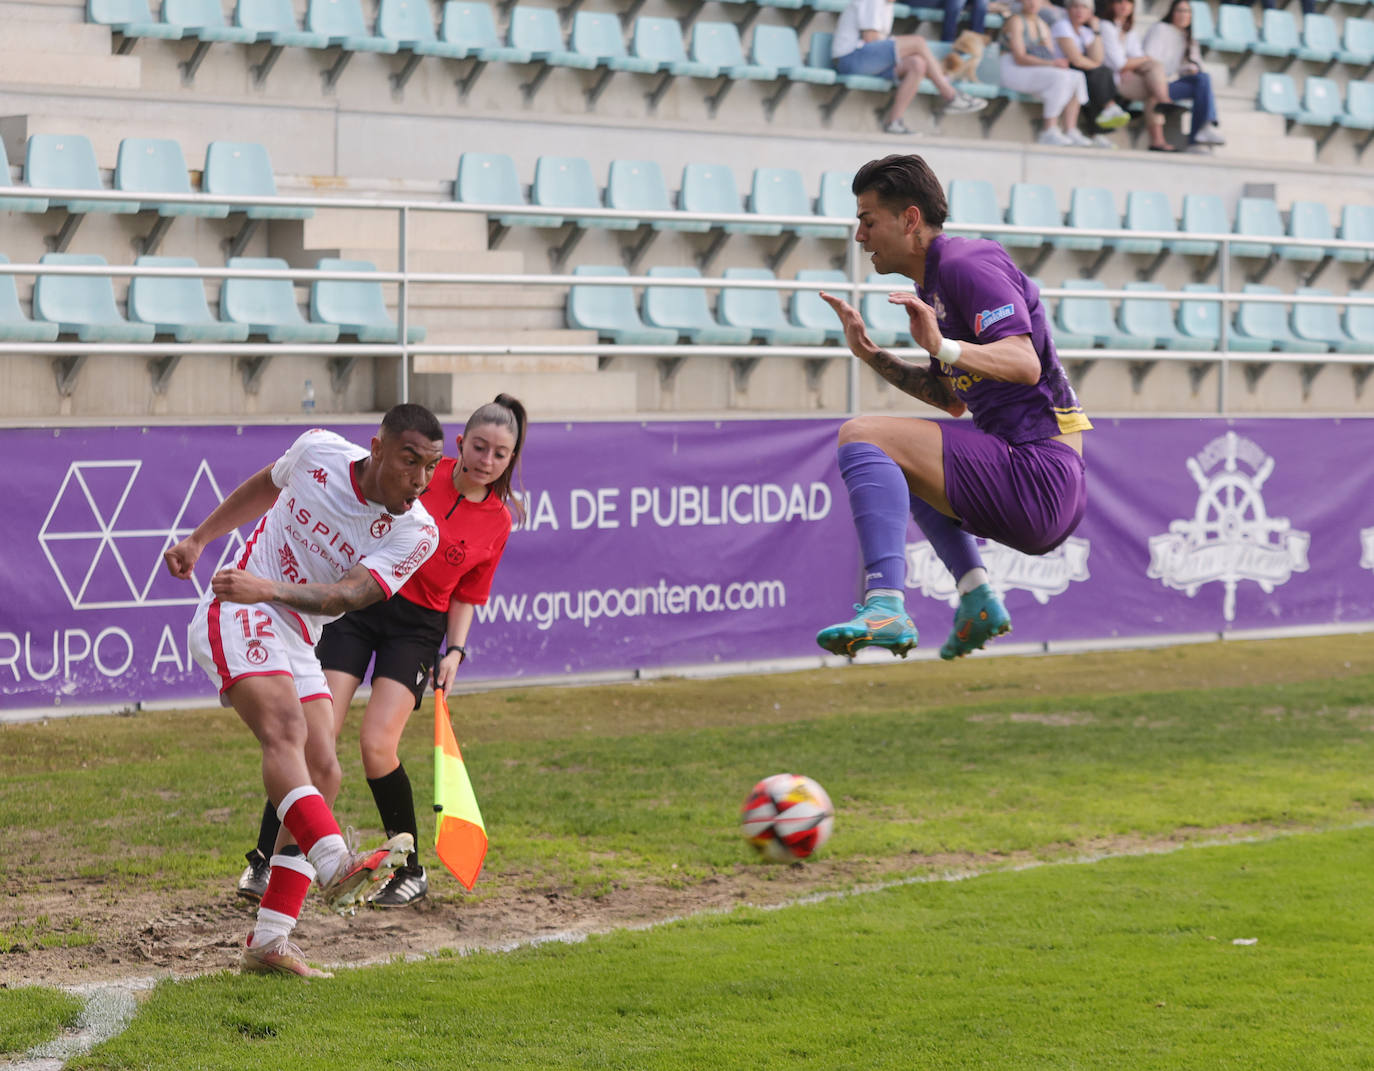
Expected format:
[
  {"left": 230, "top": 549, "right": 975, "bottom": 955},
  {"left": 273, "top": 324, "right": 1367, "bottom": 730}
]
[
  {"left": 869, "top": 349, "right": 958, "bottom": 409},
  {"left": 270, "top": 572, "right": 380, "bottom": 616}
]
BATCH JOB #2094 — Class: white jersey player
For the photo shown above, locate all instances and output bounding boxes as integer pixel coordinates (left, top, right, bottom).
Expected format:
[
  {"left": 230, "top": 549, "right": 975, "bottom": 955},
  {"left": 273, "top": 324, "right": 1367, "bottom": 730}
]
[{"left": 164, "top": 404, "right": 445, "bottom": 979}]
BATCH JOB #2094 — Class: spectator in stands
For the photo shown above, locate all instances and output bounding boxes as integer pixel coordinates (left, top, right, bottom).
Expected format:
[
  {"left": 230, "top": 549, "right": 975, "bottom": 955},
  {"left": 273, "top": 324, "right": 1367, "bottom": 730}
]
[
  {"left": 940, "top": 0, "right": 988, "bottom": 43},
  {"left": 1097, "top": 0, "right": 1174, "bottom": 150},
  {"left": 1260, "top": 0, "right": 1314, "bottom": 15},
  {"left": 1050, "top": 0, "right": 1131, "bottom": 144},
  {"left": 1142, "top": 0, "right": 1225, "bottom": 151},
  {"left": 998, "top": 0, "right": 1092, "bottom": 146},
  {"left": 833, "top": 0, "right": 987, "bottom": 134}
]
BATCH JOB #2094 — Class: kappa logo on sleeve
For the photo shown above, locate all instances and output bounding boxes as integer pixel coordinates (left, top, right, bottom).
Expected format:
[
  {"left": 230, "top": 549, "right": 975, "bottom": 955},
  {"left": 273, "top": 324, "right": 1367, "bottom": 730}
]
[{"left": 974, "top": 302, "right": 1015, "bottom": 335}]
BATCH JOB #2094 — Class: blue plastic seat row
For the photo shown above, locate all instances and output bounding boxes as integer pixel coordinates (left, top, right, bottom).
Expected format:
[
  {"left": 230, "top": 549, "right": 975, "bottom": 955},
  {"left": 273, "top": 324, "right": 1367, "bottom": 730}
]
[
  {"left": 0, "top": 254, "right": 423, "bottom": 343},
  {"left": 1201, "top": 3, "right": 1374, "bottom": 75},
  {"left": 1256, "top": 72, "right": 1374, "bottom": 153},
  {"left": 567, "top": 266, "right": 916, "bottom": 347}
]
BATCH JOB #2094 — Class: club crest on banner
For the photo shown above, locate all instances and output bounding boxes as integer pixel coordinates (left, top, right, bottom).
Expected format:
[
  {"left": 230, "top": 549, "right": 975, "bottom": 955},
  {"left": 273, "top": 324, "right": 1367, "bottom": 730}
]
[
  {"left": 905, "top": 536, "right": 1091, "bottom": 604},
  {"left": 1146, "top": 432, "right": 1309, "bottom": 622}
]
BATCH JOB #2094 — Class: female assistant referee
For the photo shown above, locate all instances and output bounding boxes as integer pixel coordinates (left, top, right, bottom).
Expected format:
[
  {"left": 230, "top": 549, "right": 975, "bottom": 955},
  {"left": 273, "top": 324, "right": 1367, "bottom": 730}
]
[{"left": 237, "top": 394, "right": 527, "bottom": 907}]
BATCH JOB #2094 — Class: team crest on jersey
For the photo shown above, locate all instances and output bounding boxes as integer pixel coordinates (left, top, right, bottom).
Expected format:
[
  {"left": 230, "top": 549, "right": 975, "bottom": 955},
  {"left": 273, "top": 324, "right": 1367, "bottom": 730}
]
[
  {"left": 975, "top": 303, "right": 1014, "bottom": 335},
  {"left": 307, "top": 467, "right": 328, "bottom": 487},
  {"left": 393, "top": 540, "right": 431, "bottom": 580},
  {"left": 445, "top": 540, "right": 467, "bottom": 567},
  {"left": 1146, "top": 432, "right": 1310, "bottom": 622},
  {"left": 278, "top": 544, "right": 299, "bottom": 572},
  {"left": 244, "top": 640, "right": 268, "bottom": 666},
  {"left": 905, "top": 537, "right": 1090, "bottom": 604},
  {"left": 371, "top": 514, "right": 394, "bottom": 538}
]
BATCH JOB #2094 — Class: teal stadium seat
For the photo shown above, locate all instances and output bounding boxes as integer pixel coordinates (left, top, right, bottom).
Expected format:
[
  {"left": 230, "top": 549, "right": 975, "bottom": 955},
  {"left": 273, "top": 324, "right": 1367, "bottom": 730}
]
[
  {"left": 1119, "top": 281, "right": 1200, "bottom": 351},
  {"left": 1283, "top": 200, "right": 1333, "bottom": 262},
  {"left": 1339, "top": 82, "right": 1374, "bottom": 145},
  {"left": 1336, "top": 203, "right": 1374, "bottom": 264},
  {"left": 532, "top": 155, "right": 635, "bottom": 231},
  {"left": 752, "top": 24, "right": 835, "bottom": 85},
  {"left": 508, "top": 5, "right": 596, "bottom": 68},
  {"left": 790, "top": 268, "right": 849, "bottom": 344},
  {"left": 679, "top": 163, "right": 775, "bottom": 235},
  {"left": 306, "top": 0, "right": 398, "bottom": 52},
  {"left": 1297, "top": 12, "right": 1339, "bottom": 64},
  {"left": 87, "top": 0, "right": 184, "bottom": 45},
  {"left": 642, "top": 265, "right": 751, "bottom": 343},
  {"left": 221, "top": 256, "right": 339, "bottom": 341},
  {"left": 1178, "top": 283, "right": 1222, "bottom": 347},
  {"left": 1257, "top": 71, "right": 1300, "bottom": 119},
  {"left": 1056, "top": 279, "right": 1155, "bottom": 350},
  {"left": 1344, "top": 292, "right": 1374, "bottom": 349},
  {"left": 1291, "top": 287, "right": 1374, "bottom": 353},
  {"left": 607, "top": 159, "right": 703, "bottom": 233},
  {"left": 235, "top": 0, "right": 330, "bottom": 47},
  {"left": 863, "top": 272, "right": 915, "bottom": 348},
  {"left": 719, "top": 267, "right": 827, "bottom": 344},
  {"left": 816, "top": 170, "right": 856, "bottom": 236},
  {"left": 455, "top": 151, "right": 550, "bottom": 229},
  {"left": 1116, "top": 190, "right": 1178, "bottom": 256},
  {"left": 379, "top": 0, "right": 465, "bottom": 63},
  {"left": 310, "top": 258, "right": 426, "bottom": 342},
  {"left": 115, "top": 138, "right": 228, "bottom": 217},
  {"left": 1233, "top": 283, "right": 1328, "bottom": 352},
  {"left": 1175, "top": 192, "right": 1228, "bottom": 257},
  {"left": 807, "top": 31, "right": 891, "bottom": 93},
  {"left": 1297, "top": 75, "right": 1341, "bottom": 130},
  {"left": 25, "top": 134, "right": 139, "bottom": 215},
  {"left": 1337, "top": 17, "right": 1374, "bottom": 67},
  {"left": 1006, "top": 182, "right": 1061, "bottom": 251},
  {"left": 34, "top": 253, "right": 156, "bottom": 341},
  {"left": 204, "top": 141, "right": 313, "bottom": 219},
  {"left": 1253, "top": 8, "right": 1300, "bottom": 62},
  {"left": 1232, "top": 196, "right": 1283, "bottom": 261},
  {"left": 750, "top": 167, "right": 831, "bottom": 238},
  {"left": 1063, "top": 186, "right": 1117, "bottom": 254},
  {"left": 128, "top": 255, "right": 250, "bottom": 341},
  {"left": 0, "top": 137, "right": 48, "bottom": 214},
  {"left": 1189, "top": 0, "right": 1217, "bottom": 49},
  {"left": 0, "top": 254, "right": 60, "bottom": 341},
  {"left": 690, "top": 21, "right": 776, "bottom": 80},
  {"left": 1211, "top": 4, "right": 1259, "bottom": 58},
  {"left": 166, "top": 0, "right": 255, "bottom": 42},
  {"left": 440, "top": 1, "right": 530, "bottom": 62},
  {"left": 631, "top": 16, "right": 720, "bottom": 79},
  {"left": 947, "top": 178, "right": 1001, "bottom": 241},
  {"left": 571, "top": 11, "right": 658, "bottom": 74},
  {"left": 567, "top": 265, "right": 677, "bottom": 345}
]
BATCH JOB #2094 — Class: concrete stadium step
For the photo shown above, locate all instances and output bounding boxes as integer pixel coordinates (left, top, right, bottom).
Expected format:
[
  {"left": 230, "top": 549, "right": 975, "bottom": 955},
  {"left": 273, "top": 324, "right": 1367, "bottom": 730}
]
[
  {"left": 413, "top": 369, "right": 639, "bottom": 418},
  {"left": 276, "top": 245, "right": 525, "bottom": 275},
  {"left": 0, "top": 48, "right": 140, "bottom": 92},
  {"left": 406, "top": 304, "right": 572, "bottom": 332},
  {"left": 1209, "top": 102, "right": 1315, "bottom": 164},
  {"left": 2, "top": 20, "right": 114, "bottom": 50},
  {"left": 296, "top": 206, "right": 488, "bottom": 254},
  {"left": 0, "top": 0, "right": 87, "bottom": 22},
  {"left": 413, "top": 352, "right": 601, "bottom": 375}
]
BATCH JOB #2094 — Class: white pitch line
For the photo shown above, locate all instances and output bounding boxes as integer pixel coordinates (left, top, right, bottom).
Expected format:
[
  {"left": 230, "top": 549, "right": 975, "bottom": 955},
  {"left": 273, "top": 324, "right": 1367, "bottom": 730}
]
[{"left": 7, "top": 978, "right": 156, "bottom": 1071}]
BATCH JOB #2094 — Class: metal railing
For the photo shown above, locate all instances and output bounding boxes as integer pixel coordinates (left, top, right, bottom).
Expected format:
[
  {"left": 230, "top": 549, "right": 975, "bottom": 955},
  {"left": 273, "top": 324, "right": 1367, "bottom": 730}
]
[{"left": 1, "top": 184, "right": 1372, "bottom": 414}]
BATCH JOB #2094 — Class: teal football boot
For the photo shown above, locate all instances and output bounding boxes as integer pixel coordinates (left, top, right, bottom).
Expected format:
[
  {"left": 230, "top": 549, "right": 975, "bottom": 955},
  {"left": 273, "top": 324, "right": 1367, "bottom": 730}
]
[
  {"left": 816, "top": 593, "right": 918, "bottom": 658},
  {"left": 939, "top": 583, "right": 1011, "bottom": 660}
]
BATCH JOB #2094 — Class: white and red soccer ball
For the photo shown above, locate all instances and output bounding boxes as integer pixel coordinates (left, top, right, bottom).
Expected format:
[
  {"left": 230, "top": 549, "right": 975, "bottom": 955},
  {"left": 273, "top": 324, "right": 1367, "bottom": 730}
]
[{"left": 740, "top": 773, "right": 834, "bottom": 862}]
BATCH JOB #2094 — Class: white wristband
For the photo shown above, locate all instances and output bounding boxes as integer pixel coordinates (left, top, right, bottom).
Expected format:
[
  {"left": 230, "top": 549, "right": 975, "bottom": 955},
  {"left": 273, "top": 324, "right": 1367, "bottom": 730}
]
[{"left": 937, "top": 337, "right": 962, "bottom": 364}]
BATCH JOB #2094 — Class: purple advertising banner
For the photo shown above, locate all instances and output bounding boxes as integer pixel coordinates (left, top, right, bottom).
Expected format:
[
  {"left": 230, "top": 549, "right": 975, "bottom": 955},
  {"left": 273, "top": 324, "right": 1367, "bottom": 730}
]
[{"left": 2, "top": 417, "right": 1372, "bottom": 716}]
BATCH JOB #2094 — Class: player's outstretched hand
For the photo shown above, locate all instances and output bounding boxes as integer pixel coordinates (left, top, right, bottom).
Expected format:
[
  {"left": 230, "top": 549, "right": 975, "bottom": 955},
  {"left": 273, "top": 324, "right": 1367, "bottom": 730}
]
[
  {"left": 887, "top": 291, "right": 943, "bottom": 358},
  {"left": 163, "top": 537, "right": 203, "bottom": 580},
  {"left": 210, "top": 568, "right": 274, "bottom": 605},
  {"left": 819, "top": 291, "right": 879, "bottom": 361}
]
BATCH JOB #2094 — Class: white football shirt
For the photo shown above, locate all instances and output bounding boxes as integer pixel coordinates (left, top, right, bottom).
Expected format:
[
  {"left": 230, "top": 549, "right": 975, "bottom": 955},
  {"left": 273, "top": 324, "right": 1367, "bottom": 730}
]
[{"left": 235, "top": 429, "right": 439, "bottom": 643}]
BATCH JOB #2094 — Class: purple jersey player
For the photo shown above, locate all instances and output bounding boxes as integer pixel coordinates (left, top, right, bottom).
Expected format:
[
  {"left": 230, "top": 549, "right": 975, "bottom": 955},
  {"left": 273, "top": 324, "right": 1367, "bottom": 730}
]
[{"left": 816, "top": 154, "right": 1091, "bottom": 660}]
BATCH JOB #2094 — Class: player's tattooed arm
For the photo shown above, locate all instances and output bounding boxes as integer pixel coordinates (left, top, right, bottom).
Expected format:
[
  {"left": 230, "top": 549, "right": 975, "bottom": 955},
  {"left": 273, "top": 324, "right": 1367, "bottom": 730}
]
[
  {"left": 867, "top": 349, "right": 963, "bottom": 413},
  {"left": 211, "top": 563, "right": 385, "bottom": 614}
]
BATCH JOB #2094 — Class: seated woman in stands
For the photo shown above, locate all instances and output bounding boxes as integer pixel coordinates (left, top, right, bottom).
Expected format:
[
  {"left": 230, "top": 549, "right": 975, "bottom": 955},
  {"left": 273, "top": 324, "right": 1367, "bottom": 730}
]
[
  {"left": 998, "top": 0, "right": 1092, "bottom": 146},
  {"left": 1050, "top": 0, "right": 1132, "bottom": 145},
  {"left": 1096, "top": 0, "right": 1173, "bottom": 150},
  {"left": 1141, "top": 0, "right": 1225, "bottom": 151}
]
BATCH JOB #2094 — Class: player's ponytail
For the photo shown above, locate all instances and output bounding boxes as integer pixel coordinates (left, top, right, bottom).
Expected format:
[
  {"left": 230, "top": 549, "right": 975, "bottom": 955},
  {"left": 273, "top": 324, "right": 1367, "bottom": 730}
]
[{"left": 464, "top": 393, "right": 528, "bottom": 525}]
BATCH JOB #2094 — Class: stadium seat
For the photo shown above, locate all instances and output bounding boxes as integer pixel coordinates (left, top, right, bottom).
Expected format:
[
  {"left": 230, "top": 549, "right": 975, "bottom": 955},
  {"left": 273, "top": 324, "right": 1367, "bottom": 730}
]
[
  {"left": 1115, "top": 190, "right": 1178, "bottom": 257},
  {"left": 862, "top": 272, "right": 914, "bottom": 348},
  {"left": 87, "top": 0, "right": 184, "bottom": 49},
  {"left": 203, "top": 141, "right": 312, "bottom": 220},
  {"left": 1297, "top": 12, "right": 1339, "bottom": 64},
  {"left": 566, "top": 265, "right": 677, "bottom": 345},
  {"left": 751, "top": 24, "right": 836, "bottom": 86},
  {"left": 1335, "top": 204, "right": 1374, "bottom": 264},
  {"left": 221, "top": 256, "right": 339, "bottom": 341},
  {"left": 631, "top": 16, "right": 719, "bottom": 78},
  {"left": 1257, "top": 72, "right": 1300, "bottom": 119},
  {"left": 1344, "top": 291, "right": 1374, "bottom": 349},
  {"left": 1006, "top": 182, "right": 1062, "bottom": 251},
  {"left": 1338, "top": 82, "right": 1374, "bottom": 142},
  {"left": 115, "top": 138, "right": 228, "bottom": 218},
  {"left": 0, "top": 254, "right": 60, "bottom": 341},
  {"left": 532, "top": 155, "right": 636, "bottom": 230},
  {"left": 1297, "top": 76, "right": 1342, "bottom": 131},
  {"left": 1211, "top": 4, "right": 1259, "bottom": 68},
  {"left": 33, "top": 253, "right": 157, "bottom": 341},
  {"left": 1119, "top": 281, "right": 1201, "bottom": 351},
  {"left": 691, "top": 21, "right": 775, "bottom": 79},
  {"left": 1063, "top": 186, "right": 1117, "bottom": 262},
  {"left": 1189, "top": 0, "right": 1216, "bottom": 49},
  {"left": 1291, "top": 287, "right": 1374, "bottom": 353},
  {"left": 607, "top": 159, "right": 704, "bottom": 235},
  {"left": 571, "top": 10, "right": 659, "bottom": 105},
  {"left": 235, "top": 0, "right": 330, "bottom": 84},
  {"left": 1337, "top": 17, "right": 1374, "bottom": 67},
  {"left": 1253, "top": 8, "right": 1300, "bottom": 64},
  {"left": 128, "top": 255, "right": 250, "bottom": 341},
  {"left": 642, "top": 265, "right": 751, "bottom": 343},
  {"left": 1177, "top": 283, "right": 1222, "bottom": 347},
  {"left": 440, "top": 1, "right": 530, "bottom": 62},
  {"left": 509, "top": 6, "right": 596, "bottom": 66},
  {"left": 454, "top": 151, "right": 549, "bottom": 230},
  {"left": 1233, "top": 283, "right": 1328, "bottom": 351},
  {"left": 750, "top": 167, "right": 833, "bottom": 239},
  {"left": 307, "top": 0, "right": 397, "bottom": 52},
  {"left": 1232, "top": 196, "right": 1283, "bottom": 261},
  {"left": 310, "top": 258, "right": 426, "bottom": 342},
  {"left": 1282, "top": 200, "right": 1334, "bottom": 263},
  {"left": 0, "top": 137, "right": 48, "bottom": 214},
  {"left": 947, "top": 178, "right": 1001, "bottom": 241},
  {"left": 379, "top": 0, "right": 464, "bottom": 90},
  {"left": 1056, "top": 279, "right": 1154, "bottom": 350},
  {"left": 25, "top": 134, "right": 139, "bottom": 215},
  {"left": 165, "top": 0, "right": 255, "bottom": 83},
  {"left": 679, "top": 163, "right": 774, "bottom": 235},
  {"left": 816, "top": 170, "right": 856, "bottom": 232},
  {"left": 719, "top": 267, "right": 826, "bottom": 344},
  {"left": 1174, "top": 192, "right": 1228, "bottom": 258},
  {"left": 790, "top": 268, "right": 848, "bottom": 343},
  {"left": 806, "top": 30, "right": 891, "bottom": 101}
]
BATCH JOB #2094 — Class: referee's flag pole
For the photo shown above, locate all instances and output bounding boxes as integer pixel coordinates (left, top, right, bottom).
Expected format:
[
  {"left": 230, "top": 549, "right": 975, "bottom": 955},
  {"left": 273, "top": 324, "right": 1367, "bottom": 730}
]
[{"left": 433, "top": 689, "right": 487, "bottom": 890}]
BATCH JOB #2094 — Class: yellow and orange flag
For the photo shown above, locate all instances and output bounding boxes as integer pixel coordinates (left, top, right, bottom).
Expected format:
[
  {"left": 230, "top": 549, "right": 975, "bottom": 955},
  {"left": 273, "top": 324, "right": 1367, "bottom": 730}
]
[{"left": 433, "top": 689, "right": 487, "bottom": 890}]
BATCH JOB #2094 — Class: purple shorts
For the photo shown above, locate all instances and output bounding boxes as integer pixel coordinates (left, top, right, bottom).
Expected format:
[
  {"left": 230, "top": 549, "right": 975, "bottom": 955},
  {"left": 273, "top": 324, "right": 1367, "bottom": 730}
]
[
  {"left": 835, "top": 39, "right": 898, "bottom": 80},
  {"left": 941, "top": 422, "right": 1086, "bottom": 556}
]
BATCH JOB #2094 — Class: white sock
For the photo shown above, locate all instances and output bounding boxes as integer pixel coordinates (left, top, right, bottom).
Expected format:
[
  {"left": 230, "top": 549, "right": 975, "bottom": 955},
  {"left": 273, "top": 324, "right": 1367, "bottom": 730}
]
[
  {"left": 956, "top": 568, "right": 989, "bottom": 596},
  {"left": 250, "top": 907, "right": 295, "bottom": 949},
  {"left": 307, "top": 834, "right": 349, "bottom": 886},
  {"left": 865, "top": 588, "right": 903, "bottom": 603}
]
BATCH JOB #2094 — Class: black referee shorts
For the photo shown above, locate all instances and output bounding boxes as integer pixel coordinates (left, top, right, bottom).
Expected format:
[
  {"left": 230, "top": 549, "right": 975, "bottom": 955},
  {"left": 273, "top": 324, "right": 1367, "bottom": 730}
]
[{"left": 316, "top": 595, "right": 446, "bottom": 710}]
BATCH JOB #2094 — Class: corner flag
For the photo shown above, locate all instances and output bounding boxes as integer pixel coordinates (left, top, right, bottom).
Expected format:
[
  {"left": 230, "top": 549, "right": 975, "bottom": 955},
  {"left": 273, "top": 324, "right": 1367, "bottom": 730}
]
[{"left": 433, "top": 689, "right": 487, "bottom": 890}]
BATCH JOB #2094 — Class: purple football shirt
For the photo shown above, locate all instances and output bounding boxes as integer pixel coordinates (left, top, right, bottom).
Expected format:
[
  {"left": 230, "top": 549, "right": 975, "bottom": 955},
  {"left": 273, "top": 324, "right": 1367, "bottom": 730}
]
[{"left": 917, "top": 233, "right": 1092, "bottom": 445}]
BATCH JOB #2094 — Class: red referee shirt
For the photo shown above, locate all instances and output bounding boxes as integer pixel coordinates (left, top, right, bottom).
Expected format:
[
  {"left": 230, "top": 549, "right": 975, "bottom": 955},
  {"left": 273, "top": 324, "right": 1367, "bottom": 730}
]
[{"left": 402, "top": 458, "right": 512, "bottom": 612}]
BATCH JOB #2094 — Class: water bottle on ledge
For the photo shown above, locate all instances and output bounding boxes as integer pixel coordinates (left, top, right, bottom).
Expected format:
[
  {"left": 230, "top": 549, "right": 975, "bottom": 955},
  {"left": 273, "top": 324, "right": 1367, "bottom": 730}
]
[{"left": 302, "top": 378, "right": 316, "bottom": 415}]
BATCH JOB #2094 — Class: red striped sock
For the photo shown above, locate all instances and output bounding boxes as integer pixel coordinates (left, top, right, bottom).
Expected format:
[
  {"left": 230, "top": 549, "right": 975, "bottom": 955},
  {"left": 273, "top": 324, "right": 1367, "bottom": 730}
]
[
  {"left": 259, "top": 854, "right": 315, "bottom": 922},
  {"left": 277, "top": 786, "right": 340, "bottom": 856}
]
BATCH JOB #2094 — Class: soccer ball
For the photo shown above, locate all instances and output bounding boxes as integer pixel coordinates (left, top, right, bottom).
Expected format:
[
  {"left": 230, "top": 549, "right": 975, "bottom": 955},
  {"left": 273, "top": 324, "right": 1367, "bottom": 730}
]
[{"left": 740, "top": 773, "right": 834, "bottom": 862}]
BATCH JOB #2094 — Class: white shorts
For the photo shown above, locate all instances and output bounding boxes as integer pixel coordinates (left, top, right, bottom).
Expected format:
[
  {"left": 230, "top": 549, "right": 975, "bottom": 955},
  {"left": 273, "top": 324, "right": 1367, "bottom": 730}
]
[{"left": 188, "top": 592, "right": 331, "bottom": 704}]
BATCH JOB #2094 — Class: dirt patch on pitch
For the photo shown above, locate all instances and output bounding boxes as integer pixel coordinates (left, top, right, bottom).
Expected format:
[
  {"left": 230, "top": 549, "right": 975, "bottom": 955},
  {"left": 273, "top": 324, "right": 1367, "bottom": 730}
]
[{"left": 0, "top": 824, "right": 1312, "bottom": 990}]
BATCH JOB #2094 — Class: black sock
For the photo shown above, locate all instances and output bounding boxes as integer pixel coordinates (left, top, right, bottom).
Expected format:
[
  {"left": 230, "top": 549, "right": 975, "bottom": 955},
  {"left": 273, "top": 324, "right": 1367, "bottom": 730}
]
[
  {"left": 368, "top": 763, "right": 420, "bottom": 869},
  {"left": 255, "top": 799, "right": 282, "bottom": 860}
]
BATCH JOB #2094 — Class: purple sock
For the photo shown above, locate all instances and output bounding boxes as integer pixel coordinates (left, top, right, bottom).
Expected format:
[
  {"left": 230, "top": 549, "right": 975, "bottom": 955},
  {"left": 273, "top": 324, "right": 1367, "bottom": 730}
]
[
  {"left": 838, "top": 441, "right": 910, "bottom": 593},
  {"left": 909, "top": 494, "right": 983, "bottom": 581}
]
